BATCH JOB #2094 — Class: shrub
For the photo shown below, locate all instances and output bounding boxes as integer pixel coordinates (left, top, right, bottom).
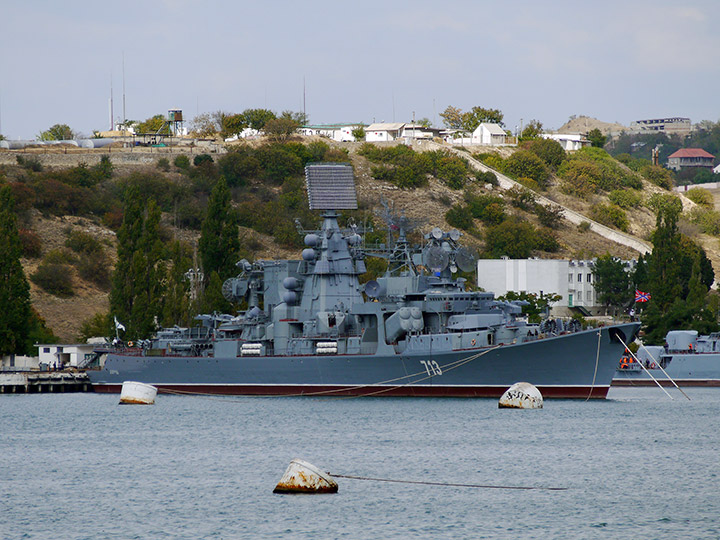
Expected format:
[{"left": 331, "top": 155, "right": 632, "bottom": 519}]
[
  {"left": 445, "top": 204, "right": 474, "bottom": 230},
  {"left": 43, "top": 248, "right": 76, "bottom": 264},
  {"left": 475, "top": 170, "right": 498, "bottom": 185},
  {"left": 534, "top": 204, "right": 564, "bottom": 229},
  {"left": 31, "top": 263, "right": 74, "bottom": 297},
  {"left": 608, "top": 189, "right": 643, "bottom": 209},
  {"left": 517, "top": 177, "right": 540, "bottom": 191},
  {"left": 157, "top": 157, "right": 171, "bottom": 171},
  {"left": 689, "top": 207, "right": 720, "bottom": 236},
  {"left": 466, "top": 193, "right": 506, "bottom": 225},
  {"left": 474, "top": 152, "right": 505, "bottom": 172},
  {"left": 523, "top": 138, "right": 566, "bottom": 169},
  {"left": 436, "top": 158, "right": 468, "bottom": 189},
  {"left": 505, "top": 185, "right": 536, "bottom": 210},
  {"left": 217, "top": 149, "right": 261, "bottom": 187},
  {"left": 484, "top": 219, "right": 538, "bottom": 258},
  {"left": 502, "top": 150, "right": 550, "bottom": 188},
  {"left": 193, "top": 154, "right": 214, "bottom": 167},
  {"left": 18, "top": 228, "right": 42, "bottom": 258},
  {"left": 16, "top": 155, "right": 44, "bottom": 172},
  {"left": 91, "top": 155, "right": 113, "bottom": 179},
  {"left": 174, "top": 154, "right": 190, "bottom": 170},
  {"left": 65, "top": 230, "right": 104, "bottom": 255},
  {"left": 640, "top": 164, "right": 673, "bottom": 189},
  {"left": 590, "top": 203, "right": 629, "bottom": 232},
  {"left": 578, "top": 221, "right": 591, "bottom": 233},
  {"left": 560, "top": 147, "right": 641, "bottom": 191},
  {"left": 76, "top": 251, "right": 111, "bottom": 289},
  {"left": 685, "top": 187, "right": 714, "bottom": 208}
]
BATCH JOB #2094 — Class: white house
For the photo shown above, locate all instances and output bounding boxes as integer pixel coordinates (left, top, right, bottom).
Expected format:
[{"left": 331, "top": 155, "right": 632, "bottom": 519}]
[
  {"left": 714, "top": 164, "right": 720, "bottom": 174},
  {"left": 471, "top": 123, "right": 507, "bottom": 145},
  {"left": 477, "top": 257, "right": 636, "bottom": 315},
  {"left": 36, "top": 343, "right": 96, "bottom": 369},
  {"left": 541, "top": 133, "right": 591, "bottom": 151},
  {"left": 298, "top": 123, "right": 366, "bottom": 142},
  {"left": 399, "top": 124, "right": 443, "bottom": 140},
  {"left": 365, "top": 123, "right": 406, "bottom": 142}
]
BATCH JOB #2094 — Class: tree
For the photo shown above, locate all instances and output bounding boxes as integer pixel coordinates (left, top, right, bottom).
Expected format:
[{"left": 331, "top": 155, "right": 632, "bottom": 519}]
[
  {"left": 496, "top": 291, "right": 562, "bottom": 323},
  {"left": 241, "top": 108, "right": 276, "bottom": 130},
  {"left": 136, "top": 114, "right": 168, "bottom": 134},
  {"left": 199, "top": 177, "right": 240, "bottom": 283},
  {"left": 263, "top": 117, "right": 300, "bottom": 142},
  {"left": 110, "top": 185, "right": 166, "bottom": 340},
  {"left": 37, "top": 123, "right": 74, "bottom": 141},
  {"left": 280, "top": 110, "right": 308, "bottom": 125},
  {"left": 161, "top": 241, "right": 194, "bottom": 327},
  {"left": 640, "top": 196, "right": 718, "bottom": 343},
  {"left": 439, "top": 106, "right": 464, "bottom": 130},
  {"left": 351, "top": 126, "right": 366, "bottom": 141},
  {"left": 587, "top": 128, "right": 607, "bottom": 148},
  {"left": 0, "top": 186, "right": 34, "bottom": 355},
  {"left": 592, "top": 254, "right": 632, "bottom": 316},
  {"left": 417, "top": 118, "right": 432, "bottom": 128},
  {"left": 520, "top": 120, "right": 543, "bottom": 141},
  {"left": 221, "top": 113, "right": 247, "bottom": 138},
  {"left": 462, "top": 106, "right": 504, "bottom": 131},
  {"left": 190, "top": 113, "right": 220, "bottom": 138}
]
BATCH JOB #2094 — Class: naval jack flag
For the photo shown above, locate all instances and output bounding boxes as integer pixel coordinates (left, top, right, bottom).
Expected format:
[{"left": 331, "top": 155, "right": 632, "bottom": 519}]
[
  {"left": 635, "top": 289, "right": 651, "bottom": 303},
  {"left": 114, "top": 316, "right": 126, "bottom": 332}
]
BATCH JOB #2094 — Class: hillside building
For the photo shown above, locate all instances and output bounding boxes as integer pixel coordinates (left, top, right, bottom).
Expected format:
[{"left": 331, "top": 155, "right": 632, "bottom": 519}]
[
  {"left": 298, "top": 123, "right": 366, "bottom": 142},
  {"left": 477, "top": 257, "right": 636, "bottom": 316},
  {"left": 540, "top": 133, "right": 591, "bottom": 151},
  {"left": 667, "top": 148, "right": 715, "bottom": 171},
  {"left": 471, "top": 123, "right": 507, "bottom": 145},
  {"left": 365, "top": 123, "right": 406, "bottom": 142},
  {"left": 630, "top": 117, "right": 692, "bottom": 134}
]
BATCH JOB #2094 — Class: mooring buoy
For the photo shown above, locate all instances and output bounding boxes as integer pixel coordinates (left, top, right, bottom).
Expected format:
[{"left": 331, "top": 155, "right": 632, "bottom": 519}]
[
  {"left": 499, "top": 382, "right": 543, "bottom": 409},
  {"left": 273, "top": 459, "right": 338, "bottom": 494},
  {"left": 119, "top": 381, "right": 158, "bottom": 405}
]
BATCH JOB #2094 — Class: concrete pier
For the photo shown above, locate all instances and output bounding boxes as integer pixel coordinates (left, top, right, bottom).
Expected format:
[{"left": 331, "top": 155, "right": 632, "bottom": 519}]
[{"left": 0, "top": 371, "right": 91, "bottom": 394}]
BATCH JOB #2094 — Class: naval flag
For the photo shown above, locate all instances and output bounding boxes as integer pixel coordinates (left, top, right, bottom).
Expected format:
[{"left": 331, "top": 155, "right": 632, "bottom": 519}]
[
  {"left": 635, "top": 289, "right": 651, "bottom": 303},
  {"left": 114, "top": 316, "right": 126, "bottom": 332}
]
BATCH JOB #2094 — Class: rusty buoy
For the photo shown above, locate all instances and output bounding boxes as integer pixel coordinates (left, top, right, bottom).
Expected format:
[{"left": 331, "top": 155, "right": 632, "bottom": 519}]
[
  {"left": 119, "top": 381, "right": 158, "bottom": 405},
  {"left": 499, "top": 382, "right": 543, "bottom": 409},
  {"left": 273, "top": 459, "right": 338, "bottom": 494}
]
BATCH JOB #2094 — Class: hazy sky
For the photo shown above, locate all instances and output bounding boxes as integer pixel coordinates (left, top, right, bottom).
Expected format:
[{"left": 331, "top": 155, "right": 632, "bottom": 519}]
[{"left": 1, "top": 0, "right": 718, "bottom": 139}]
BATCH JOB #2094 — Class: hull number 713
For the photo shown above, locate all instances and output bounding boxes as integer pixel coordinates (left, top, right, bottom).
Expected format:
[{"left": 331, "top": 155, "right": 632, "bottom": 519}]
[{"left": 420, "top": 360, "right": 443, "bottom": 376}]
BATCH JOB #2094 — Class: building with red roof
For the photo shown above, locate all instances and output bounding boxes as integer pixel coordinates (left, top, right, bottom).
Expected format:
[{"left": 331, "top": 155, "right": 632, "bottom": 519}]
[{"left": 667, "top": 148, "right": 715, "bottom": 171}]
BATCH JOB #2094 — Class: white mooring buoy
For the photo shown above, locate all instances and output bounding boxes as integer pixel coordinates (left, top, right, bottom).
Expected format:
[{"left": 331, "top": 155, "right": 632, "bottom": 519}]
[
  {"left": 499, "top": 382, "right": 543, "bottom": 409},
  {"left": 273, "top": 459, "right": 339, "bottom": 494},
  {"left": 119, "top": 381, "right": 158, "bottom": 405}
]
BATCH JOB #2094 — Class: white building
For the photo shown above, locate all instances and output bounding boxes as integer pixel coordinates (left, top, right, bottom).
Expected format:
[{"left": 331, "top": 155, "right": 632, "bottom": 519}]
[
  {"left": 399, "top": 124, "right": 443, "bottom": 140},
  {"left": 477, "top": 257, "right": 635, "bottom": 315},
  {"left": 471, "top": 123, "right": 507, "bottom": 145},
  {"left": 36, "top": 343, "right": 96, "bottom": 369},
  {"left": 365, "top": 123, "right": 406, "bottom": 142},
  {"left": 298, "top": 123, "right": 366, "bottom": 142},
  {"left": 541, "top": 133, "right": 591, "bottom": 151}
]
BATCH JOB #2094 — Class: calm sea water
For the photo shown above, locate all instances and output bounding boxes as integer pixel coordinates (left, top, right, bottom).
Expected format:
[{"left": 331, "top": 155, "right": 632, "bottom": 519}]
[{"left": 1, "top": 387, "right": 719, "bottom": 540}]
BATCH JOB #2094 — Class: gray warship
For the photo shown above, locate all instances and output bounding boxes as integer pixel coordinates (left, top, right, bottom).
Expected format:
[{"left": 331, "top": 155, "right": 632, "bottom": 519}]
[
  {"left": 614, "top": 330, "right": 720, "bottom": 387},
  {"left": 87, "top": 163, "right": 640, "bottom": 398}
]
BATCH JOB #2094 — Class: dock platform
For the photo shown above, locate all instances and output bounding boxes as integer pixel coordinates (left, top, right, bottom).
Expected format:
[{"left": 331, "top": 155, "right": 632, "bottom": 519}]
[{"left": 0, "top": 371, "right": 91, "bottom": 393}]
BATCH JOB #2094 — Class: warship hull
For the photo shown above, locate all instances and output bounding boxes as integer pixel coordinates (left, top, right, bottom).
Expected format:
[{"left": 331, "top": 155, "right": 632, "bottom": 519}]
[{"left": 88, "top": 323, "right": 639, "bottom": 399}]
